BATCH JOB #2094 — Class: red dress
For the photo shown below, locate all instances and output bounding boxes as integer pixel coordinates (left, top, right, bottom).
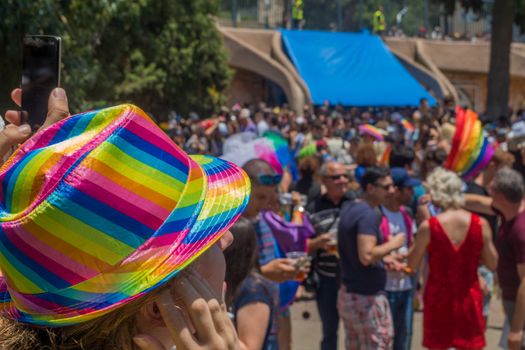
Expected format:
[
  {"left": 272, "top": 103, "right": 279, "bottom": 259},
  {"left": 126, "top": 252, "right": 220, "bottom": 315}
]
[{"left": 423, "top": 214, "right": 485, "bottom": 349}]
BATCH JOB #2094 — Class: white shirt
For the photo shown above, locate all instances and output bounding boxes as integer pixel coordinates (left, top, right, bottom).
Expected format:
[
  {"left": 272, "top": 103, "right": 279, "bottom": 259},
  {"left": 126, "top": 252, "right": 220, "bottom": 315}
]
[
  {"left": 381, "top": 206, "right": 413, "bottom": 292},
  {"left": 257, "top": 120, "right": 269, "bottom": 136}
]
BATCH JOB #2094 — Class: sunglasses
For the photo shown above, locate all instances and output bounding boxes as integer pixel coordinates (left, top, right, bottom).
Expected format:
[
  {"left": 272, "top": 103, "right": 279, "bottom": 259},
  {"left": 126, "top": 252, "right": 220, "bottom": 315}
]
[
  {"left": 373, "top": 182, "right": 395, "bottom": 190},
  {"left": 258, "top": 174, "right": 283, "bottom": 186},
  {"left": 325, "top": 174, "right": 349, "bottom": 180}
]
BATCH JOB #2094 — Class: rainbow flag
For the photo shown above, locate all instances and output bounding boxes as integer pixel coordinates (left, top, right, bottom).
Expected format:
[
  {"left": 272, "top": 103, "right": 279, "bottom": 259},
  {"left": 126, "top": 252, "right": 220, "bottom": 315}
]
[
  {"left": 400, "top": 118, "right": 415, "bottom": 133},
  {"left": 379, "top": 144, "right": 391, "bottom": 166},
  {"left": 445, "top": 107, "right": 494, "bottom": 180},
  {"left": 358, "top": 124, "right": 385, "bottom": 141},
  {"left": 298, "top": 142, "right": 317, "bottom": 160},
  {"left": 263, "top": 131, "right": 292, "bottom": 172}
]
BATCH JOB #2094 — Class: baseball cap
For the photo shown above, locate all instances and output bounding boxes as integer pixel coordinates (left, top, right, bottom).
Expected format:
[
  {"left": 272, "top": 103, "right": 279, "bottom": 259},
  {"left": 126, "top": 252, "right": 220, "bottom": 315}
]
[{"left": 390, "top": 167, "right": 421, "bottom": 188}]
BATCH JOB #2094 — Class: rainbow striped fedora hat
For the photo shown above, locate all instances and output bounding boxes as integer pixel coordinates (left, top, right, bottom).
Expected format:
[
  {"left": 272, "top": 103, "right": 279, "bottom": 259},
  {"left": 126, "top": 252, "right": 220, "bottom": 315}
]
[{"left": 0, "top": 104, "right": 250, "bottom": 326}]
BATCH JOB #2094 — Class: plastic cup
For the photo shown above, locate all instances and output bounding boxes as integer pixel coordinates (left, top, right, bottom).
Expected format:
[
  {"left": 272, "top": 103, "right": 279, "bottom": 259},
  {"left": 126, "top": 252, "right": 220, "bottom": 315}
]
[
  {"left": 326, "top": 230, "right": 338, "bottom": 256},
  {"left": 286, "top": 251, "right": 309, "bottom": 282}
]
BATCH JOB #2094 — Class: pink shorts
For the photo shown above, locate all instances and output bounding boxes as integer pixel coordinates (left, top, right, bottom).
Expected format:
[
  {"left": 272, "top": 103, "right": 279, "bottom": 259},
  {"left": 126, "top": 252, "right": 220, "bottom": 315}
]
[{"left": 337, "top": 286, "right": 394, "bottom": 350}]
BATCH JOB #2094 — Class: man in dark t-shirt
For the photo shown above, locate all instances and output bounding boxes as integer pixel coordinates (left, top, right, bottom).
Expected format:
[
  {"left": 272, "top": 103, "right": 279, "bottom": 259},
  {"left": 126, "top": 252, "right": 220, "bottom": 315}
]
[
  {"left": 490, "top": 169, "right": 525, "bottom": 350},
  {"left": 337, "top": 166, "right": 405, "bottom": 349},
  {"left": 306, "top": 161, "right": 358, "bottom": 350},
  {"left": 465, "top": 168, "right": 525, "bottom": 349}
]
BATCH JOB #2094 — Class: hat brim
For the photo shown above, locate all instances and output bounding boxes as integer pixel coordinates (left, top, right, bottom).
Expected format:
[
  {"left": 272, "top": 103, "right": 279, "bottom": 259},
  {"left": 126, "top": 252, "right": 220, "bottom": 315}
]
[
  {"left": 403, "top": 178, "right": 421, "bottom": 187},
  {"left": 0, "top": 155, "right": 250, "bottom": 326}
]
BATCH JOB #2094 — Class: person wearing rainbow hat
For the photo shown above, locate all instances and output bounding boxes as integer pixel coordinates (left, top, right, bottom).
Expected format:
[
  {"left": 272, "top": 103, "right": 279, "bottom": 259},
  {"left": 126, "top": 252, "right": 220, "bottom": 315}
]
[{"left": 0, "top": 88, "right": 251, "bottom": 350}]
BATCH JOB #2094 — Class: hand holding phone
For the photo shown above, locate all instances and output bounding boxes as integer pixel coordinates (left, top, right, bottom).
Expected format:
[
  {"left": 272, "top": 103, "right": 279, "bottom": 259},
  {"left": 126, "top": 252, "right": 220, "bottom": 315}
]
[
  {"left": 133, "top": 269, "right": 240, "bottom": 350},
  {"left": 0, "top": 87, "right": 69, "bottom": 160},
  {"left": 21, "top": 35, "right": 61, "bottom": 130}
]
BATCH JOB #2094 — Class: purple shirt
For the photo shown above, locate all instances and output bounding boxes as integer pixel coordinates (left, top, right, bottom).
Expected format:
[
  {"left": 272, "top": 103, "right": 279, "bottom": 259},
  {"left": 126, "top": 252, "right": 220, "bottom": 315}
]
[
  {"left": 497, "top": 210, "right": 525, "bottom": 301},
  {"left": 241, "top": 121, "right": 257, "bottom": 134}
]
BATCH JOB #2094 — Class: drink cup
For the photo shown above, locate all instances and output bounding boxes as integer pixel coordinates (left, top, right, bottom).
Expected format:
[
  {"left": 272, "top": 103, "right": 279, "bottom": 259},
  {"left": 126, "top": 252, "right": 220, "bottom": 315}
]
[
  {"left": 326, "top": 230, "right": 339, "bottom": 256},
  {"left": 286, "top": 251, "right": 310, "bottom": 282},
  {"left": 299, "top": 194, "right": 307, "bottom": 207}
]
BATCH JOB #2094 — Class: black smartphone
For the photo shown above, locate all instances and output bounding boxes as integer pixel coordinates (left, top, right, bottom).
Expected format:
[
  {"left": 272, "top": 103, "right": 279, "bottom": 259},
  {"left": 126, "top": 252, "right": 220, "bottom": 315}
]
[{"left": 21, "top": 35, "right": 61, "bottom": 130}]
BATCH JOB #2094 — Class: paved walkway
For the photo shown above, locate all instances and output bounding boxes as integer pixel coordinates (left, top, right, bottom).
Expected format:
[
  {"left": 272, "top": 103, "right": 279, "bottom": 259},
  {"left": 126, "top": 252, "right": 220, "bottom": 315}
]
[{"left": 291, "top": 294, "right": 505, "bottom": 349}]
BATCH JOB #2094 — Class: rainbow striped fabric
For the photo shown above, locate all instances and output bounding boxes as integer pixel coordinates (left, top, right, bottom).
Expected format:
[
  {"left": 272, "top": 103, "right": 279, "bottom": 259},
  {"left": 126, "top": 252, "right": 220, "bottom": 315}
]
[
  {"left": 400, "top": 118, "right": 415, "bottom": 133},
  {"left": 0, "top": 104, "right": 250, "bottom": 326},
  {"left": 358, "top": 124, "right": 385, "bottom": 141},
  {"left": 445, "top": 107, "right": 494, "bottom": 180}
]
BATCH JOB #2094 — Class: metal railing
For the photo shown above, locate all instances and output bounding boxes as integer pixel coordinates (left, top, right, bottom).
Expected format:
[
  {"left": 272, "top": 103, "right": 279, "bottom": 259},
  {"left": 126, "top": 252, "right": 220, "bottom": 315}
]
[
  {"left": 218, "top": 0, "right": 523, "bottom": 42},
  {"left": 219, "top": 0, "right": 287, "bottom": 29}
]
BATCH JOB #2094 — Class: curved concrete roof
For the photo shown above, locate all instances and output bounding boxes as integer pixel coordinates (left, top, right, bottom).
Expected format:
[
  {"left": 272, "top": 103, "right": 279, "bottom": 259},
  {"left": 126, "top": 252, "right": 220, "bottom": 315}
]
[
  {"left": 388, "top": 38, "right": 525, "bottom": 77},
  {"left": 219, "top": 27, "right": 310, "bottom": 111}
]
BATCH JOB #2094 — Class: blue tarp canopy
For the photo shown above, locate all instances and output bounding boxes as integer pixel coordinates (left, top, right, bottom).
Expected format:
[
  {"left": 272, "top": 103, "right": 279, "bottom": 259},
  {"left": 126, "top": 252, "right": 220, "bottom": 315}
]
[{"left": 281, "top": 30, "right": 436, "bottom": 107}]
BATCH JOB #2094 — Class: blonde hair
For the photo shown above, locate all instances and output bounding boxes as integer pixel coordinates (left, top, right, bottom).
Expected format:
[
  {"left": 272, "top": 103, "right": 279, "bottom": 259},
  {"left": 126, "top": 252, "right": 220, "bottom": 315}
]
[
  {"left": 440, "top": 123, "right": 455, "bottom": 144},
  {"left": 425, "top": 167, "right": 464, "bottom": 209},
  {"left": 0, "top": 287, "right": 164, "bottom": 350}
]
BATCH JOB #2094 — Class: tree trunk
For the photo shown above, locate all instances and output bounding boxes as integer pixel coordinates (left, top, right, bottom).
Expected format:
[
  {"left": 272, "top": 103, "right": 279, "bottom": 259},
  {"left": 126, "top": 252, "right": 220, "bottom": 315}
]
[
  {"left": 486, "top": 0, "right": 514, "bottom": 121},
  {"left": 282, "top": 0, "right": 290, "bottom": 28}
]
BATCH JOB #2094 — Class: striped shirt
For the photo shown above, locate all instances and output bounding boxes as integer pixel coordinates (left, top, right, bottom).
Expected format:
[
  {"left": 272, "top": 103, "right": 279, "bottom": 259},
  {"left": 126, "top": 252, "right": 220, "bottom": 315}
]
[{"left": 254, "top": 216, "right": 278, "bottom": 266}]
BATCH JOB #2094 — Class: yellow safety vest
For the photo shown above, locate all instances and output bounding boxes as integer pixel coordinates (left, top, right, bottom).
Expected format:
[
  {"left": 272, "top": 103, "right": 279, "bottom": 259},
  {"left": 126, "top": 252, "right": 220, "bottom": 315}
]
[
  {"left": 373, "top": 10, "right": 385, "bottom": 32},
  {"left": 292, "top": 0, "right": 304, "bottom": 20}
]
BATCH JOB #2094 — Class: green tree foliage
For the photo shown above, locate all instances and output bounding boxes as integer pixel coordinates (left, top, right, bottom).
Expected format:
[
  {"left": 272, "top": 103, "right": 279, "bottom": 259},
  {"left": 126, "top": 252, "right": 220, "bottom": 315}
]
[{"left": 0, "top": 0, "right": 232, "bottom": 120}]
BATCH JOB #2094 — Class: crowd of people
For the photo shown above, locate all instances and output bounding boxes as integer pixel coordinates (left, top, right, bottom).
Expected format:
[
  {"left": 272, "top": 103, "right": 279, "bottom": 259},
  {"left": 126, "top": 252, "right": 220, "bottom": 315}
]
[
  {"left": 155, "top": 95, "right": 525, "bottom": 350},
  {"left": 0, "top": 84, "right": 525, "bottom": 350}
]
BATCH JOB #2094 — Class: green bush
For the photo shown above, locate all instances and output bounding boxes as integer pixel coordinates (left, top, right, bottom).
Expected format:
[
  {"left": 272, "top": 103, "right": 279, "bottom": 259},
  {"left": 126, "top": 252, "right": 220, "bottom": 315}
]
[{"left": 0, "top": 0, "right": 232, "bottom": 120}]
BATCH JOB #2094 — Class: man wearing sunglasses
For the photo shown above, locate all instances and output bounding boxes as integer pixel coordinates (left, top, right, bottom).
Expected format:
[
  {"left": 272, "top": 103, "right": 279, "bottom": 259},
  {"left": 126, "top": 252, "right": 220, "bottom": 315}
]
[
  {"left": 306, "top": 161, "right": 358, "bottom": 350},
  {"left": 242, "top": 160, "right": 296, "bottom": 282},
  {"left": 337, "top": 166, "right": 405, "bottom": 350},
  {"left": 242, "top": 159, "right": 300, "bottom": 350}
]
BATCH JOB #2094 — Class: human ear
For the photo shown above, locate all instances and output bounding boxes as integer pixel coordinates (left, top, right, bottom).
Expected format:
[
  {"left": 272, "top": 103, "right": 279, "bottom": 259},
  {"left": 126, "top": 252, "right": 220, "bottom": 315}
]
[
  {"left": 134, "top": 299, "right": 176, "bottom": 350},
  {"left": 138, "top": 300, "right": 165, "bottom": 327}
]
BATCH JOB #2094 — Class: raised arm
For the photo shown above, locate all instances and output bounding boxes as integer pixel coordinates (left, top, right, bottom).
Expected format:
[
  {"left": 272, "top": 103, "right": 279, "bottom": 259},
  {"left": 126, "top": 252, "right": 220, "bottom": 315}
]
[
  {"left": 407, "top": 220, "right": 431, "bottom": 271},
  {"left": 357, "top": 232, "right": 405, "bottom": 266},
  {"left": 237, "top": 302, "right": 271, "bottom": 350},
  {"left": 464, "top": 193, "right": 495, "bottom": 216},
  {"left": 480, "top": 217, "right": 498, "bottom": 271}
]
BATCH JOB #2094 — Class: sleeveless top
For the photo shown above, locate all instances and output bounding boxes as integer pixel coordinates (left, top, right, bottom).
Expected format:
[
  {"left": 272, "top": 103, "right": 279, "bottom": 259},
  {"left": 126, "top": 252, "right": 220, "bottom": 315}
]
[{"left": 423, "top": 214, "right": 485, "bottom": 349}]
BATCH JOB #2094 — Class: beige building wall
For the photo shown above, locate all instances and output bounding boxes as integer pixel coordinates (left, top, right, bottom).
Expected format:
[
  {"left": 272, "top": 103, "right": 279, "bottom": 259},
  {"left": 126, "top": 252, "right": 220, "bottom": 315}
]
[
  {"left": 445, "top": 72, "right": 486, "bottom": 110},
  {"left": 510, "top": 78, "right": 525, "bottom": 111},
  {"left": 224, "top": 68, "right": 269, "bottom": 106},
  {"left": 443, "top": 72, "right": 525, "bottom": 113}
]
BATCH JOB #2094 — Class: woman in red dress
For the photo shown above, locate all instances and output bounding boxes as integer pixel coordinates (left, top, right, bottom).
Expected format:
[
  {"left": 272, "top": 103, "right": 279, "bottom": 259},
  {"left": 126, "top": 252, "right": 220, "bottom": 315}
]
[{"left": 407, "top": 167, "right": 498, "bottom": 350}]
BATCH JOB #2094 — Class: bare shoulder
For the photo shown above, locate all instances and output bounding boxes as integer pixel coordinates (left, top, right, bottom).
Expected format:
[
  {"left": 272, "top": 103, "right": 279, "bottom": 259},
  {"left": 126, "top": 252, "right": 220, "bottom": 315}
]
[
  {"left": 467, "top": 211, "right": 491, "bottom": 230},
  {"left": 477, "top": 215, "right": 493, "bottom": 238},
  {"left": 478, "top": 215, "right": 490, "bottom": 228}
]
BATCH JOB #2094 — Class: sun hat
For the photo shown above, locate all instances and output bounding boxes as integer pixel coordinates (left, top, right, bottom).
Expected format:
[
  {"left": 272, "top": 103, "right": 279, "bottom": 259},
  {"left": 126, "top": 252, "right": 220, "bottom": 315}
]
[{"left": 0, "top": 104, "right": 250, "bottom": 326}]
